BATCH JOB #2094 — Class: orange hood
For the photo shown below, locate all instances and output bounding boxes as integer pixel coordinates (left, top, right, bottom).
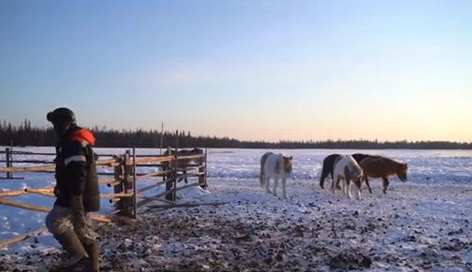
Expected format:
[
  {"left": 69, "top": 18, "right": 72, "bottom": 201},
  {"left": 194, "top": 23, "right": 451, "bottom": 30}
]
[{"left": 71, "top": 128, "right": 96, "bottom": 146}]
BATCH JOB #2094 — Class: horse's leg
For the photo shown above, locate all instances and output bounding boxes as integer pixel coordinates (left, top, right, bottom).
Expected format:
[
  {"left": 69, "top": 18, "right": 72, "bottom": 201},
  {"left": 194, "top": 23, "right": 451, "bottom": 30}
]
[
  {"left": 282, "top": 178, "right": 287, "bottom": 199},
  {"left": 356, "top": 180, "right": 362, "bottom": 200},
  {"left": 273, "top": 177, "right": 279, "bottom": 196},
  {"left": 183, "top": 170, "right": 188, "bottom": 183},
  {"left": 331, "top": 177, "right": 337, "bottom": 194},
  {"left": 265, "top": 177, "right": 271, "bottom": 193},
  {"left": 335, "top": 172, "right": 342, "bottom": 190},
  {"left": 347, "top": 179, "right": 353, "bottom": 199},
  {"left": 334, "top": 177, "right": 344, "bottom": 194},
  {"left": 342, "top": 179, "right": 348, "bottom": 197},
  {"left": 365, "top": 176, "right": 373, "bottom": 194},
  {"left": 382, "top": 177, "right": 389, "bottom": 194}
]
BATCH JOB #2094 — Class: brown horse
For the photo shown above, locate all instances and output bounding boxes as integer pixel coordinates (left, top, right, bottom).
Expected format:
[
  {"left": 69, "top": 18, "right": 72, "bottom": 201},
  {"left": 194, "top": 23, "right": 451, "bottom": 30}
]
[{"left": 359, "top": 157, "right": 408, "bottom": 194}]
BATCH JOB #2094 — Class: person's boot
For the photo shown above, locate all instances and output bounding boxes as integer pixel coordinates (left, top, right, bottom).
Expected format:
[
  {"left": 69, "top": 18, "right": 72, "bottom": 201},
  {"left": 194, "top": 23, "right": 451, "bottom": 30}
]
[
  {"left": 84, "top": 241, "right": 100, "bottom": 272},
  {"left": 50, "top": 230, "right": 88, "bottom": 271}
]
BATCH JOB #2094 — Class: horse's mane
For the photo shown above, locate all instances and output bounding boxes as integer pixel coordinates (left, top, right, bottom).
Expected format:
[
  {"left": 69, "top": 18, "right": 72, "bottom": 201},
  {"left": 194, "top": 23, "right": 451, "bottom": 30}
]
[{"left": 367, "top": 156, "right": 403, "bottom": 166}]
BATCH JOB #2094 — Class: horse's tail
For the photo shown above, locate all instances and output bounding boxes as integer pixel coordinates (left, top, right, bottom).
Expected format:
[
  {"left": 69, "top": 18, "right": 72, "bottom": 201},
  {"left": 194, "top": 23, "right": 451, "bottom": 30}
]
[
  {"left": 319, "top": 159, "right": 330, "bottom": 189},
  {"left": 260, "top": 153, "right": 271, "bottom": 187}
]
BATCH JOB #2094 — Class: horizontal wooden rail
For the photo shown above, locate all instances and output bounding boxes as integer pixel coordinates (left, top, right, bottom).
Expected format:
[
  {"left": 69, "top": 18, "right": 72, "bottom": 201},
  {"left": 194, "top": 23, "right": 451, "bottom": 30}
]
[
  {"left": 0, "top": 160, "right": 54, "bottom": 164},
  {"left": 137, "top": 182, "right": 200, "bottom": 208},
  {"left": 0, "top": 165, "right": 55, "bottom": 173},
  {"left": 0, "top": 227, "right": 48, "bottom": 249},
  {"left": 0, "top": 151, "right": 116, "bottom": 157},
  {"left": 0, "top": 197, "right": 50, "bottom": 212},
  {"left": 0, "top": 187, "right": 137, "bottom": 200},
  {"left": 0, "top": 156, "right": 205, "bottom": 174},
  {"left": 0, "top": 198, "right": 115, "bottom": 223}
]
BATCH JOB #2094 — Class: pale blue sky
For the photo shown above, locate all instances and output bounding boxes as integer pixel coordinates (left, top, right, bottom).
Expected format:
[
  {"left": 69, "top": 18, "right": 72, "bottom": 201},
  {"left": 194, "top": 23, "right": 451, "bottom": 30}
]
[{"left": 1, "top": 1, "right": 471, "bottom": 141}]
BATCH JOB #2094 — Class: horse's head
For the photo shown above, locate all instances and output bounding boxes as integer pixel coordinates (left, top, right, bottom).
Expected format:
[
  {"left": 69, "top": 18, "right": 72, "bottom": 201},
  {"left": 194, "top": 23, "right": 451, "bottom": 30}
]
[
  {"left": 348, "top": 155, "right": 363, "bottom": 180},
  {"left": 283, "top": 156, "right": 293, "bottom": 174},
  {"left": 397, "top": 163, "right": 408, "bottom": 182}
]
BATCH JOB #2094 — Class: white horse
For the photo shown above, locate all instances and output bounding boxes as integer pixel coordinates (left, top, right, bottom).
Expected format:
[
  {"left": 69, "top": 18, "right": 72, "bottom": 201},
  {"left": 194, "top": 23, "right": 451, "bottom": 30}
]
[
  {"left": 332, "top": 155, "right": 363, "bottom": 200},
  {"left": 260, "top": 152, "right": 293, "bottom": 199}
]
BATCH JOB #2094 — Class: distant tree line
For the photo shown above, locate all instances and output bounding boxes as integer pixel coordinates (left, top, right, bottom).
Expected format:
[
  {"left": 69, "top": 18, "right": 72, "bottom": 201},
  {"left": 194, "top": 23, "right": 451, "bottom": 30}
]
[{"left": 0, "top": 120, "right": 471, "bottom": 149}]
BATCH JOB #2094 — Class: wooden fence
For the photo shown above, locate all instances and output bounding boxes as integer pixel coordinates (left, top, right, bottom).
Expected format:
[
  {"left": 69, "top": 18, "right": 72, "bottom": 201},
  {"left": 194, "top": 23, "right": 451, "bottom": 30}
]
[{"left": 0, "top": 145, "right": 208, "bottom": 249}]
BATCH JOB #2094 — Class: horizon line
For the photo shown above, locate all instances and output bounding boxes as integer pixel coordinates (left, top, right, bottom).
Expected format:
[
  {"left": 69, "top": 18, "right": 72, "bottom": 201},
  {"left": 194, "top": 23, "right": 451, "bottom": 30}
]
[{"left": 1, "top": 119, "right": 471, "bottom": 145}]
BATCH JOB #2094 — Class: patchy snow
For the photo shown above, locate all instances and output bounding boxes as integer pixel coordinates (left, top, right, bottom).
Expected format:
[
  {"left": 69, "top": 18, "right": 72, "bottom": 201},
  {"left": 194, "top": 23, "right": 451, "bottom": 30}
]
[{"left": 1, "top": 148, "right": 472, "bottom": 271}]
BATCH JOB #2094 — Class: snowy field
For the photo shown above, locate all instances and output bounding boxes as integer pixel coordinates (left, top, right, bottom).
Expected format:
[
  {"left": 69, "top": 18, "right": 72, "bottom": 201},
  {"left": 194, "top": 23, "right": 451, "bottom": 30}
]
[{"left": 1, "top": 147, "right": 472, "bottom": 271}]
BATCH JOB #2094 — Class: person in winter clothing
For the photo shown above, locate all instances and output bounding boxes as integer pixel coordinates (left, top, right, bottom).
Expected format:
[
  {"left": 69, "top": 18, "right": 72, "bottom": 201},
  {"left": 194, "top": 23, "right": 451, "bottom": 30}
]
[{"left": 45, "top": 107, "right": 100, "bottom": 272}]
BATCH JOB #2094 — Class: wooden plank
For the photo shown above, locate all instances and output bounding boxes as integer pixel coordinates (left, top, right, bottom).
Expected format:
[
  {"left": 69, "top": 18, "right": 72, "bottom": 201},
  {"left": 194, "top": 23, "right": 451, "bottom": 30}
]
[
  {"left": 0, "top": 198, "right": 115, "bottom": 224},
  {"left": 0, "top": 198, "right": 50, "bottom": 212},
  {"left": 0, "top": 165, "right": 54, "bottom": 173},
  {"left": 0, "top": 188, "right": 55, "bottom": 198},
  {"left": 0, "top": 160, "right": 54, "bottom": 164},
  {"left": 101, "top": 192, "right": 135, "bottom": 199},
  {"left": 135, "top": 170, "right": 173, "bottom": 179},
  {"left": 25, "top": 188, "right": 54, "bottom": 197},
  {"left": 0, "top": 190, "right": 27, "bottom": 197},
  {"left": 0, "top": 158, "right": 122, "bottom": 174},
  {"left": 137, "top": 182, "right": 200, "bottom": 208},
  {"left": 176, "top": 154, "right": 205, "bottom": 160},
  {"left": 126, "top": 155, "right": 176, "bottom": 165},
  {"left": 0, "top": 227, "right": 48, "bottom": 249}
]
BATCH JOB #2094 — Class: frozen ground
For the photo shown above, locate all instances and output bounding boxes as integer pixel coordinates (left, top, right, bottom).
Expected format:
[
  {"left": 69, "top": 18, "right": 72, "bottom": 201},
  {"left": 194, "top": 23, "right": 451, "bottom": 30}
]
[{"left": 0, "top": 148, "right": 472, "bottom": 271}]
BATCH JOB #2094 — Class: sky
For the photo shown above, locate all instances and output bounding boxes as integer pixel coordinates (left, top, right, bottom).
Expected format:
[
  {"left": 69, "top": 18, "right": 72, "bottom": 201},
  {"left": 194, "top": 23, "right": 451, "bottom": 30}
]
[{"left": 0, "top": 0, "right": 471, "bottom": 142}]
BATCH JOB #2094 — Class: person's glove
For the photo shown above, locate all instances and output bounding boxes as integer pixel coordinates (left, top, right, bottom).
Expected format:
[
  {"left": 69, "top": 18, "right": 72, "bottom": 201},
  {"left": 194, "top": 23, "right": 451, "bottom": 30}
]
[{"left": 53, "top": 186, "right": 60, "bottom": 197}]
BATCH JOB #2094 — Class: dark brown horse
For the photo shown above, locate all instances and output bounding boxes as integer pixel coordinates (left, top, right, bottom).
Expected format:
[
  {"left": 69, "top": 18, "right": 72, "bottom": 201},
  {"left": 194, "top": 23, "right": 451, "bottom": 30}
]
[
  {"left": 352, "top": 153, "right": 381, "bottom": 164},
  {"left": 359, "top": 157, "right": 408, "bottom": 194},
  {"left": 163, "top": 148, "right": 204, "bottom": 184},
  {"left": 319, "top": 154, "right": 341, "bottom": 189}
]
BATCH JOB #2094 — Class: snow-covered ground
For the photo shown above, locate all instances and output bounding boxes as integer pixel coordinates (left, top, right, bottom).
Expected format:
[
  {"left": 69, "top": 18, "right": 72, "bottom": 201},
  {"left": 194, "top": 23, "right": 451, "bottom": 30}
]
[{"left": 1, "top": 148, "right": 472, "bottom": 271}]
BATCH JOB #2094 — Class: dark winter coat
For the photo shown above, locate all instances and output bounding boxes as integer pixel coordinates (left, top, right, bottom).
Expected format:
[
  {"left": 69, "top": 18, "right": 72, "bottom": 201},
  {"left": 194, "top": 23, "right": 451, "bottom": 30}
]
[{"left": 54, "top": 125, "right": 100, "bottom": 212}]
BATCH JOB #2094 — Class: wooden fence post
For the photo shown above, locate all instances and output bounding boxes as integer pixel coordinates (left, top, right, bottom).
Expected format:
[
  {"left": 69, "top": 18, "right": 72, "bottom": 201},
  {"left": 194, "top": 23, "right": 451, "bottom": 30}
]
[
  {"left": 198, "top": 147, "right": 208, "bottom": 189},
  {"left": 113, "top": 155, "right": 124, "bottom": 215},
  {"left": 113, "top": 152, "right": 133, "bottom": 217},
  {"left": 172, "top": 131, "right": 179, "bottom": 202},
  {"left": 204, "top": 147, "right": 208, "bottom": 188},
  {"left": 123, "top": 151, "right": 133, "bottom": 217},
  {"left": 6, "top": 147, "right": 12, "bottom": 179},
  {"left": 165, "top": 146, "right": 173, "bottom": 201},
  {"left": 132, "top": 147, "right": 137, "bottom": 219}
]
